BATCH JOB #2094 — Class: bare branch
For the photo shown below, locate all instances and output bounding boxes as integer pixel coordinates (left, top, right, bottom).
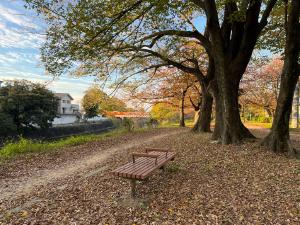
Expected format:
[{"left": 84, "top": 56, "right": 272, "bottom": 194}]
[
  {"left": 132, "top": 47, "right": 199, "bottom": 74},
  {"left": 139, "top": 30, "right": 210, "bottom": 52}
]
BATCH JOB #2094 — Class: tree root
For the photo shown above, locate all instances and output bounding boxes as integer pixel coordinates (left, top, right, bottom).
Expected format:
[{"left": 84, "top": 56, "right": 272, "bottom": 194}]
[{"left": 261, "top": 133, "right": 299, "bottom": 158}]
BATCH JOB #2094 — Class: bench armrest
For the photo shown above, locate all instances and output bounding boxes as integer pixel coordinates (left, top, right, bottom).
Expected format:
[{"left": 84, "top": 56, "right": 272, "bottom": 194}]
[
  {"left": 132, "top": 153, "right": 159, "bottom": 164},
  {"left": 145, "top": 148, "right": 170, "bottom": 158}
]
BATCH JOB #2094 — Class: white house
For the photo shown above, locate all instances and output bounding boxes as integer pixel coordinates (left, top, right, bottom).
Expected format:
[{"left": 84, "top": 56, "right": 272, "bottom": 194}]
[{"left": 53, "top": 93, "right": 81, "bottom": 125}]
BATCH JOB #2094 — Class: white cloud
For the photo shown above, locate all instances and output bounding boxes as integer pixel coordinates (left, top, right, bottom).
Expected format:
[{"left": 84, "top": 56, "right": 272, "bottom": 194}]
[
  {"left": 0, "top": 4, "right": 37, "bottom": 29},
  {"left": 0, "top": 52, "right": 41, "bottom": 65},
  {"left": 0, "top": 25, "right": 45, "bottom": 49},
  {"left": 0, "top": 3, "right": 45, "bottom": 49}
]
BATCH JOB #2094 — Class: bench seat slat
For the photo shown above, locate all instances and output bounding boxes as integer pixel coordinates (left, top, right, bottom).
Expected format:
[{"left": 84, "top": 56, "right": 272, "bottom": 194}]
[
  {"left": 137, "top": 152, "right": 176, "bottom": 179},
  {"left": 115, "top": 157, "right": 154, "bottom": 178},
  {"left": 111, "top": 151, "right": 176, "bottom": 180},
  {"left": 133, "top": 152, "right": 168, "bottom": 179},
  {"left": 117, "top": 158, "right": 149, "bottom": 178},
  {"left": 117, "top": 157, "right": 156, "bottom": 179},
  {"left": 138, "top": 152, "right": 176, "bottom": 179}
]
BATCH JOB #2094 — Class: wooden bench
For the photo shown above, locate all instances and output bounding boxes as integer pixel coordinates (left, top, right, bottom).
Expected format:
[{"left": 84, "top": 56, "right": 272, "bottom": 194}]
[{"left": 111, "top": 148, "right": 176, "bottom": 197}]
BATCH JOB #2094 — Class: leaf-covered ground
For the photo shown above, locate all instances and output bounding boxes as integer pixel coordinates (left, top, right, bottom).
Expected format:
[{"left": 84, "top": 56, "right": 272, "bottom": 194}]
[{"left": 0, "top": 127, "right": 299, "bottom": 224}]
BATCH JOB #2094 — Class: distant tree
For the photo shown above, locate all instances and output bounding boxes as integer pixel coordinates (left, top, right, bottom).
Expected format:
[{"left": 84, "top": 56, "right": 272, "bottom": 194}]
[
  {"left": 82, "top": 86, "right": 127, "bottom": 116},
  {"left": 129, "top": 68, "right": 197, "bottom": 127},
  {"left": 0, "top": 80, "right": 58, "bottom": 133},
  {"left": 84, "top": 103, "right": 99, "bottom": 118},
  {"left": 240, "top": 58, "right": 282, "bottom": 117},
  {"left": 150, "top": 103, "right": 179, "bottom": 123}
]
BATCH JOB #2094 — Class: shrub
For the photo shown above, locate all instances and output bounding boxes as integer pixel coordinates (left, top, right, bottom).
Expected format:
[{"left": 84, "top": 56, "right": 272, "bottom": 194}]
[
  {"left": 254, "top": 116, "right": 272, "bottom": 123},
  {"left": 147, "top": 118, "right": 159, "bottom": 128},
  {"left": 0, "top": 112, "right": 17, "bottom": 136},
  {"left": 122, "top": 118, "right": 134, "bottom": 131}
]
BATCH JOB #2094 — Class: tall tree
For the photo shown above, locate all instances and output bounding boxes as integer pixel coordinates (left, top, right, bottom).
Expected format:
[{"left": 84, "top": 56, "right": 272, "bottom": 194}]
[
  {"left": 261, "top": 0, "right": 300, "bottom": 155},
  {"left": 25, "top": 0, "right": 278, "bottom": 144},
  {"left": 197, "top": 0, "right": 278, "bottom": 144}
]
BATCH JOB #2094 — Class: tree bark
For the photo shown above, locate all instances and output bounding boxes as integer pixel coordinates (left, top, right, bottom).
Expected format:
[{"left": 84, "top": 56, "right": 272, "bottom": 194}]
[
  {"left": 264, "top": 107, "right": 273, "bottom": 118},
  {"left": 192, "top": 89, "right": 213, "bottom": 132},
  {"left": 209, "top": 79, "right": 222, "bottom": 140},
  {"left": 214, "top": 60, "right": 255, "bottom": 144},
  {"left": 261, "top": 0, "right": 300, "bottom": 155},
  {"left": 179, "top": 90, "right": 186, "bottom": 127}
]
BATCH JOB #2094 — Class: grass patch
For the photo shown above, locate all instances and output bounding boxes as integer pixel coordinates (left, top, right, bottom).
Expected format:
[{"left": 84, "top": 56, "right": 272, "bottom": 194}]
[
  {"left": 0, "top": 128, "right": 142, "bottom": 159},
  {"left": 244, "top": 121, "right": 272, "bottom": 128},
  {"left": 158, "top": 119, "right": 194, "bottom": 128}
]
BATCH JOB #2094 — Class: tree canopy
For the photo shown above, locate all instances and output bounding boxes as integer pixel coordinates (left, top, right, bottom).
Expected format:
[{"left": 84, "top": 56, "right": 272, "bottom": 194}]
[
  {"left": 0, "top": 80, "right": 58, "bottom": 132},
  {"left": 82, "top": 86, "right": 128, "bottom": 117},
  {"left": 25, "top": 0, "right": 300, "bottom": 154}
]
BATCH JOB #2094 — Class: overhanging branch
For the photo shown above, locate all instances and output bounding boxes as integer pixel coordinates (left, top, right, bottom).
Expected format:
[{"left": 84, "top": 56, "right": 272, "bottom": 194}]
[
  {"left": 259, "top": 0, "right": 278, "bottom": 31},
  {"left": 190, "top": 0, "right": 205, "bottom": 10},
  {"left": 132, "top": 47, "right": 199, "bottom": 74},
  {"left": 139, "top": 30, "right": 211, "bottom": 52}
]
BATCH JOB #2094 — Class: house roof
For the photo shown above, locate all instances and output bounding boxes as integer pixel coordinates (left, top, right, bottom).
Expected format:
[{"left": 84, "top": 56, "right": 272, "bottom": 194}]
[
  {"left": 54, "top": 93, "right": 74, "bottom": 100},
  {"left": 104, "top": 111, "right": 149, "bottom": 118}
]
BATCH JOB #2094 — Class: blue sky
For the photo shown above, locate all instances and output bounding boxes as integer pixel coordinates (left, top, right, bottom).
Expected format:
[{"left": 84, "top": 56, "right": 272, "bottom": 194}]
[{"left": 0, "top": 0, "right": 95, "bottom": 104}]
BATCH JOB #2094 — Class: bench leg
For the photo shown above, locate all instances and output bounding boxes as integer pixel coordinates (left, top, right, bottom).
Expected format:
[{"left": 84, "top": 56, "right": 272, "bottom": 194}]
[{"left": 130, "top": 179, "right": 137, "bottom": 197}]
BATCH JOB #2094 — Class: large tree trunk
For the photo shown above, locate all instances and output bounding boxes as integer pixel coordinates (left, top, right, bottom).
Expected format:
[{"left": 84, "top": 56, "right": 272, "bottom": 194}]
[
  {"left": 215, "top": 62, "right": 255, "bottom": 144},
  {"left": 261, "top": 74, "right": 299, "bottom": 155},
  {"left": 202, "top": 0, "right": 277, "bottom": 144},
  {"left": 192, "top": 89, "right": 213, "bottom": 132},
  {"left": 261, "top": 0, "right": 300, "bottom": 155}
]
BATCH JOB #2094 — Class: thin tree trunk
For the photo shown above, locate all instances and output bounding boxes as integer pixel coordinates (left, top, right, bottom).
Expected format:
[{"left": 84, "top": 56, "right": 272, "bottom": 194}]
[
  {"left": 261, "top": 0, "right": 300, "bottom": 156},
  {"left": 179, "top": 90, "right": 186, "bottom": 127},
  {"left": 264, "top": 107, "right": 273, "bottom": 118}
]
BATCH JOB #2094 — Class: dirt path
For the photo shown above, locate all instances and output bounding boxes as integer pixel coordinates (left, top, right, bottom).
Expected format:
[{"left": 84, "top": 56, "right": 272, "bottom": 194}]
[
  {"left": 246, "top": 123, "right": 300, "bottom": 140},
  {"left": 0, "top": 129, "right": 185, "bottom": 202}
]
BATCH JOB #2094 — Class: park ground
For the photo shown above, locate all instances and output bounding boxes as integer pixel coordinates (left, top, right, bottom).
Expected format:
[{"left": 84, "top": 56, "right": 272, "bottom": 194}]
[{"left": 0, "top": 126, "right": 299, "bottom": 224}]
